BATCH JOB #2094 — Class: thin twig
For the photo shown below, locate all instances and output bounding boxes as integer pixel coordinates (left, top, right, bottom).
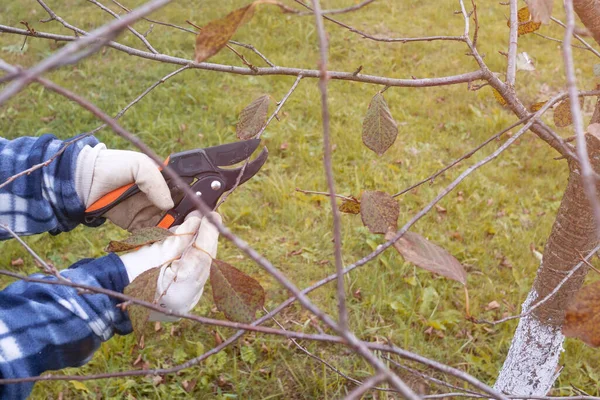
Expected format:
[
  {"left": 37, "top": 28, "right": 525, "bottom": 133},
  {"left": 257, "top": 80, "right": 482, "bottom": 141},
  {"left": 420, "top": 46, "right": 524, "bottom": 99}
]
[
  {"left": 474, "top": 244, "right": 600, "bottom": 326},
  {"left": 257, "top": 74, "right": 303, "bottom": 138},
  {"left": 294, "top": 0, "right": 466, "bottom": 44},
  {"left": 392, "top": 116, "right": 530, "bottom": 197},
  {"left": 552, "top": 16, "right": 600, "bottom": 59},
  {"left": 0, "top": 223, "right": 61, "bottom": 277},
  {"left": 311, "top": 0, "right": 349, "bottom": 334},
  {"left": 268, "top": 309, "right": 396, "bottom": 393},
  {"left": 344, "top": 373, "right": 387, "bottom": 400},
  {"left": 295, "top": 188, "right": 355, "bottom": 201},
  {"left": 87, "top": 0, "right": 158, "bottom": 54},
  {"left": 296, "top": 0, "right": 377, "bottom": 16}
]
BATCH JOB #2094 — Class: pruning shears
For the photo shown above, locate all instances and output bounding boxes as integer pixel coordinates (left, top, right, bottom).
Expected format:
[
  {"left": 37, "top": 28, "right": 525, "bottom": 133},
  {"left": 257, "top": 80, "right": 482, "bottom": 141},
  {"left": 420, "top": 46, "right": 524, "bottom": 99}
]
[{"left": 84, "top": 139, "right": 268, "bottom": 229}]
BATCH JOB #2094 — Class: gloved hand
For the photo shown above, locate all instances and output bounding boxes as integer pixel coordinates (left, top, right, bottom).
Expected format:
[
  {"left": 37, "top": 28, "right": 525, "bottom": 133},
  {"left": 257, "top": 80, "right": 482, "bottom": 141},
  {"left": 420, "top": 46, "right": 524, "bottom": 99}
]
[
  {"left": 75, "top": 143, "right": 174, "bottom": 231},
  {"left": 119, "top": 212, "right": 221, "bottom": 322}
]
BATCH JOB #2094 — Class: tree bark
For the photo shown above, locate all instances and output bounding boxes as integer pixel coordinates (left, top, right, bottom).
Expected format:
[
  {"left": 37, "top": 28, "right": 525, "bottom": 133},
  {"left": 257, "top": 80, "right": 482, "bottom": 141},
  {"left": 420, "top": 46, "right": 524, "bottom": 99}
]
[
  {"left": 494, "top": 126, "right": 600, "bottom": 395},
  {"left": 573, "top": 0, "right": 600, "bottom": 47}
]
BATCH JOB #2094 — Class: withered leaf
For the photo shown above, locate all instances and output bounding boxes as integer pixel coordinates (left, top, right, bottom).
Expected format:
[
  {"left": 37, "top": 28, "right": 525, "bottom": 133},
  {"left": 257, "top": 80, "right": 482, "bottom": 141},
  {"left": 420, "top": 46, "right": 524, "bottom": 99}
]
[
  {"left": 386, "top": 230, "right": 467, "bottom": 285},
  {"left": 210, "top": 259, "right": 265, "bottom": 323},
  {"left": 237, "top": 95, "right": 270, "bottom": 139},
  {"left": 563, "top": 281, "right": 600, "bottom": 347},
  {"left": 360, "top": 191, "right": 399, "bottom": 234},
  {"left": 362, "top": 92, "right": 398, "bottom": 155},
  {"left": 194, "top": 0, "right": 286, "bottom": 63},
  {"left": 553, "top": 97, "right": 584, "bottom": 128},
  {"left": 106, "top": 227, "right": 173, "bottom": 253},
  {"left": 339, "top": 196, "right": 361, "bottom": 214},
  {"left": 530, "top": 100, "right": 547, "bottom": 112},
  {"left": 124, "top": 267, "right": 161, "bottom": 336},
  {"left": 492, "top": 89, "right": 507, "bottom": 106},
  {"left": 507, "top": 7, "right": 542, "bottom": 36},
  {"left": 525, "top": 0, "right": 553, "bottom": 24}
]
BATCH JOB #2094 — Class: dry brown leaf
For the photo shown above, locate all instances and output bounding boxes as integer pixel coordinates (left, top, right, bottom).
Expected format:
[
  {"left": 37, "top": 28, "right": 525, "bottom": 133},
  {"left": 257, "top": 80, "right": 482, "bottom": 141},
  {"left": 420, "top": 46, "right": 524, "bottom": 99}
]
[
  {"left": 525, "top": 0, "right": 553, "bottom": 24},
  {"left": 563, "top": 281, "right": 600, "bottom": 347},
  {"left": 530, "top": 100, "right": 547, "bottom": 112},
  {"left": 124, "top": 267, "right": 161, "bottom": 336},
  {"left": 362, "top": 92, "right": 398, "bottom": 155},
  {"left": 10, "top": 258, "right": 23, "bottom": 266},
  {"left": 210, "top": 259, "right": 265, "bottom": 323},
  {"left": 339, "top": 196, "right": 361, "bottom": 214},
  {"left": 507, "top": 7, "right": 542, "bottom": 36},
  {"left": 386, "top": 231, "right": 467, "bottom": 285},
  {"left": 105, "top": 227, "right": 173, "bottom": 253},
  {"left": 485, "top": 300, "right": 500, "bottom": 311},
  {"left": 194, "top": 0, "right": 286, "bottom": 63},
  {"left": 360, "top": 191, "right": 399, "bottom": 234},
  {"left": 492, "top": 89, "right": 507, "bottom": 106},
  {"left": 553, "top": 97, "right": 584, "bottom": 127},
  {"left": 237, "top": 95, "right": 270, "bottom": 139}
]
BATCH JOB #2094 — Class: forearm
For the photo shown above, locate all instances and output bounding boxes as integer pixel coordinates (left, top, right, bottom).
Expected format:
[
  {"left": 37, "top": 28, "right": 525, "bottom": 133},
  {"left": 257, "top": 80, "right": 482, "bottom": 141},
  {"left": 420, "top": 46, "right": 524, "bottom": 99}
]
[
  {"left": 0, "top": 134, "right": 102, "bottom": 240},
  {"left": 0, "top": 254, "right": 131, "bottom": 399}
]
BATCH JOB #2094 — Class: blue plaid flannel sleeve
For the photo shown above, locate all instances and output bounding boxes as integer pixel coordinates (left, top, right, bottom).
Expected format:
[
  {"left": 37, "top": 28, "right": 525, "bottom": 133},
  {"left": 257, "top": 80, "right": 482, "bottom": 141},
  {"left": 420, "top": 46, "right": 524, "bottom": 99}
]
[
  {"left": 0, "top": 254, "right": 132, "bottom": 399},
  {"left": 0, "top": 134, "right": 103, "bottom": 240}
]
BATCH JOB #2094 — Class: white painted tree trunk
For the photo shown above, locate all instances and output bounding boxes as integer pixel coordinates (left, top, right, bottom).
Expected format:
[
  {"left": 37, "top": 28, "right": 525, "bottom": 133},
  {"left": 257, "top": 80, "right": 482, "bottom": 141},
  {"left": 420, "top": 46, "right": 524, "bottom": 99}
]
[{"left": 494, "top": 290, "right": 564, "bottom": 395}]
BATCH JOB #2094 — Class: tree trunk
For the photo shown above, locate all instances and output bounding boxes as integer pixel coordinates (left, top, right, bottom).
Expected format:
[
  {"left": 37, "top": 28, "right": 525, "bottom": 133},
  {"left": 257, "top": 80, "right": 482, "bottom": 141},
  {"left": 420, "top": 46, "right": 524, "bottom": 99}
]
[
  {"left": 573, "top": 0, "right": 600, "bottom": 47},
  {"left": 494, "top": 127, "right": 600, "bottom": 394}
]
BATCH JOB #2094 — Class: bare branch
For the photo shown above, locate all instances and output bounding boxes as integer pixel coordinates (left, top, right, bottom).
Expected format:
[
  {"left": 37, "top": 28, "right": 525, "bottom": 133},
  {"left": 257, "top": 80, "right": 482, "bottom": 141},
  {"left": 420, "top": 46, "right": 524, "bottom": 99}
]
[
  {"left": 295, "top": 0, "right": 377, "bottom": 16},
  {"left": 344, "top": 373, "right": 387, "bottom": 400},
  {"left": 0, "top": 24, "right": 486, "bottom": 88},
  {"left": 86, "top": 0, "right": 158, "bottom": 53},
  {"left": 311, "top": 0, "right": 349, "bottom": 334},
  {"left": 294, "top": 0, "right": 466, "bottom": 44},
  {"left": 0, "top": 223, "right": 60, "bottom": 277},
  {"left": 506, "top": 0, "right": 518, "bottom": 86},
  {"left": 295, "top": 188, "right": 355, "bottom": 201},
  {"left": 258, "top": 75, "right": 303, "bottom": 138},
  {"left": 552, "top": 16, "right": 600, "bottom": 58}
]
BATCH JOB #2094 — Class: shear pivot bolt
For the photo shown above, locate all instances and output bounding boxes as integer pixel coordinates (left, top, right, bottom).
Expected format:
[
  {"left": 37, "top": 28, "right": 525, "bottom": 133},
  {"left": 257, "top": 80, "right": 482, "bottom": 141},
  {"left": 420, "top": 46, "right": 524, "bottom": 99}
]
[
  {"left": 195, "top": 191, "right": 202, "bottom": 196},
  {"left": 211, "top": 180, "right": 222, "bottom": 190}
]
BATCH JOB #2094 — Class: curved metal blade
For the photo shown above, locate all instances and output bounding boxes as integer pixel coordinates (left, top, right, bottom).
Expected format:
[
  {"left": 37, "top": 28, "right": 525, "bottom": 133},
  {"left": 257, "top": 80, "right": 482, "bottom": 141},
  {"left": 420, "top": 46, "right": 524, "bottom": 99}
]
[
  {"left": 204, "top": 138, "right": 261, "bottom": 166},
  {"left": 221, "top": 147, "right": 269, "bottom": 190}
]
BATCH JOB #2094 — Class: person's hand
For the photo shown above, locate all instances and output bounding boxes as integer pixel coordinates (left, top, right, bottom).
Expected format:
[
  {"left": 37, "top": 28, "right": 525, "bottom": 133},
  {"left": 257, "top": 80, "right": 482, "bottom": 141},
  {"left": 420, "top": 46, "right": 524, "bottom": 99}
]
[
  {"left": 76, "top": 143, "right": 174, "bottom": 231},
  {"left": 119, "top": 212, "right": 221, "bottom": 322}
]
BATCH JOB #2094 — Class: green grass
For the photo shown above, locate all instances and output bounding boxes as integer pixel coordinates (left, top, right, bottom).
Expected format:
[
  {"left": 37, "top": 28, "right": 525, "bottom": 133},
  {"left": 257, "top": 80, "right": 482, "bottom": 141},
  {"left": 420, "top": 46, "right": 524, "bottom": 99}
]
[{"left": 1, "top": 0, "right": 600, "bottom": 398}]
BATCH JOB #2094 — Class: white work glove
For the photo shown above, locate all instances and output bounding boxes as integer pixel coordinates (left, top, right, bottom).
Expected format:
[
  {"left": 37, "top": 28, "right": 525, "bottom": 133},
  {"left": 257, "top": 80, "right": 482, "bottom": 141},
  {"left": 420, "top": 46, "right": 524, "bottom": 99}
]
[
  {"left": 75, "top": 143, "right": 174, "bottom": 231},
  {"left": 119, "top": 212, "right": 221, "bottom": 322}
]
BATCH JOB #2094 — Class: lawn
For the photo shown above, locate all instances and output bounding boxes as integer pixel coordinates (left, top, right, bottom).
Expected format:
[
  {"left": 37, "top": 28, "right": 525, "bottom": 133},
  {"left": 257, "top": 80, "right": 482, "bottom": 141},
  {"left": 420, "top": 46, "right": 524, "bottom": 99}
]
[{"left": 1, "top": 0, "right": 599, "bottom": 398}]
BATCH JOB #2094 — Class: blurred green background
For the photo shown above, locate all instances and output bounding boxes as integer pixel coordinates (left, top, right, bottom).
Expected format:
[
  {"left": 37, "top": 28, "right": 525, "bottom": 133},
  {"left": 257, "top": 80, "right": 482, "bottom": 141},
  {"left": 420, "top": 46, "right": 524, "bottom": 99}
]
[{"left": 1, "top": 0, "right": 599, "bottom": 398}]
